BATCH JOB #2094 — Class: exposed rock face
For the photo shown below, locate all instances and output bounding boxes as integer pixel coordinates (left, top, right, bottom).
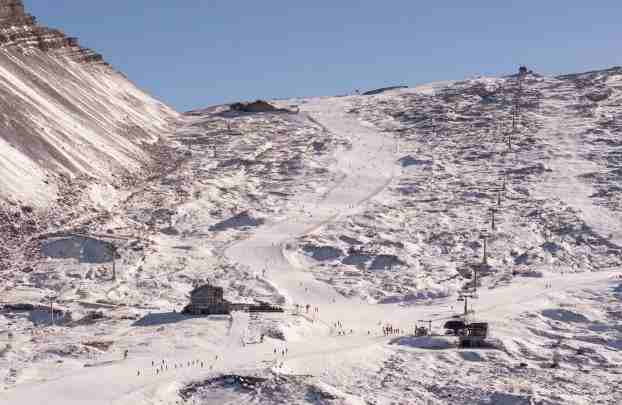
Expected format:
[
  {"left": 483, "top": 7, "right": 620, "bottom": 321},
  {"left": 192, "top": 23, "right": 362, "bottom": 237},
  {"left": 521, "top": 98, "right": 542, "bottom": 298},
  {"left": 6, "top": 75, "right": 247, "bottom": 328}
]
[
  {"left": 302, "top": 244, "right": 344, "bottom": 261},
  {"left": 230, "top": 100, "right": 293, "bottom": 114},
  {"left": 0, "top": 0, "right": 104, "bottom": 64},
  {"left": 209, "top": 211, "right": 265, "bottom": 231},
  {"left": 230, "top": 100, "right": 275, "bottom": 113},
  {"left": 0, "top": 0, "right": 29, "bottom": 24},
  {"left": 362, "top": 85, "right": 408, "bottom": 96},
  {"left": 0, "top": 0, "right": 179, "bottom": 207}
]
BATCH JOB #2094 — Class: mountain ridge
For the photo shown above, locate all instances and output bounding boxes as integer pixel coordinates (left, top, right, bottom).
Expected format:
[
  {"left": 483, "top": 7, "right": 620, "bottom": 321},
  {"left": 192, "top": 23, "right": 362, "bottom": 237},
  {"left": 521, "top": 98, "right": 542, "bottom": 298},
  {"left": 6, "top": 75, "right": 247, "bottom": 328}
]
[{"left": 0, "top": 0, "right": 179, "bottom": 208}]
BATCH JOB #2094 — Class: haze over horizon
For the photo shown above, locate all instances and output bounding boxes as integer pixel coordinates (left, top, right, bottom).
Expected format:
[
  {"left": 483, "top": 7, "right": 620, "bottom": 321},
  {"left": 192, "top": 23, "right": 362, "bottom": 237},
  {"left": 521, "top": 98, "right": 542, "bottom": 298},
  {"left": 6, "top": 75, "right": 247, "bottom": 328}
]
[{"left": 30, "top": 1, "right": 622, "bottom": 111}]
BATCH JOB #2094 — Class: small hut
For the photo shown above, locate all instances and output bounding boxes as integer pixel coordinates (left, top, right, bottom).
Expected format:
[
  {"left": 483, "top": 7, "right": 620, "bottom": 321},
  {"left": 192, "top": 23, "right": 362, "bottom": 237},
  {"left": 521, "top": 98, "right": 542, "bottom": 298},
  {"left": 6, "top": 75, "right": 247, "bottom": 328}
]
[
  {"left": 186, "top": 284, "right": 229, "bottom": 315},
  {"left": 183, "top": 283, "right": 283, "bottom": 316}
]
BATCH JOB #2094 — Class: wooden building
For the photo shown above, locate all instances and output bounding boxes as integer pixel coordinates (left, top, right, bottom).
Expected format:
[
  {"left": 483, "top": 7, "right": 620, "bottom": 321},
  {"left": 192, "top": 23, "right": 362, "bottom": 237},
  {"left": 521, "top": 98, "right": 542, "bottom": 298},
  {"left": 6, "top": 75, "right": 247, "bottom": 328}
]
[
  {"left": 183, "top": 283, "right": 283, "bottom": 316},
  {"left": 186, "top": 284, "right": 229, "bottom": 315}
]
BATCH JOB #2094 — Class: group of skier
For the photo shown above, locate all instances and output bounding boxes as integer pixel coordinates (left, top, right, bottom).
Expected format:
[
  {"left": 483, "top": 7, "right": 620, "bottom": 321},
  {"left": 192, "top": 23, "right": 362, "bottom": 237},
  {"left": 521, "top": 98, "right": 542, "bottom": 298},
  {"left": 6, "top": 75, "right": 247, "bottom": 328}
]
[
  {"left": 273, "top": 347, "right": 288, "bottom": 357},
  {"left": 382, "top": 324, "right": 401, "bottom": 336},
  {"left": 333, "top": 320, "right": 355, "bottom": 336},
  {"left": 136, "top": 356, "right": 219, "bottom": 377}
]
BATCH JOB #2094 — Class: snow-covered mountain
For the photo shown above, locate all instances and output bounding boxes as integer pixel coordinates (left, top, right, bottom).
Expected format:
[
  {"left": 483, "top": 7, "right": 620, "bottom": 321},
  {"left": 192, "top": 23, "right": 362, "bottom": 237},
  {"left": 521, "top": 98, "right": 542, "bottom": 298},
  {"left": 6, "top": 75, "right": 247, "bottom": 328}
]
[
  {"left": 0, "top": 0, "right": 178, "bottom": 208},
  {"left": 292, "top": 68, "right": 622, "bottom": 304},
  {"left": 0, "top": 3, "right": 620, "bottom": 404}
]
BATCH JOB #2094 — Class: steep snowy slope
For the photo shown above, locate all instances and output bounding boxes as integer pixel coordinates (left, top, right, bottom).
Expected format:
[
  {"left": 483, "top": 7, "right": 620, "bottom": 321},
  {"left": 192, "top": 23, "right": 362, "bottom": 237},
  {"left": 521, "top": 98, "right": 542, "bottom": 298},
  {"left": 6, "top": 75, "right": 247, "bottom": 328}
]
[
  {"left": 0, "top": 0, "right": 178, "bottom": 207},
  {"left": 294, "top": 67, "right": 622, "bottom": 302}
]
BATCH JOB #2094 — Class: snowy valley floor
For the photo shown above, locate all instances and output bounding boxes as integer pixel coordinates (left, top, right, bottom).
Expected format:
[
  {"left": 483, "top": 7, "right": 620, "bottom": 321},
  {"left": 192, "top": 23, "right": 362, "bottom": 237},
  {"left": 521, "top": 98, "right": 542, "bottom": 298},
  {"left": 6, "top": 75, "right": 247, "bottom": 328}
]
[{"left": 1, "top": 78, "right": 622, "bottom": 404}]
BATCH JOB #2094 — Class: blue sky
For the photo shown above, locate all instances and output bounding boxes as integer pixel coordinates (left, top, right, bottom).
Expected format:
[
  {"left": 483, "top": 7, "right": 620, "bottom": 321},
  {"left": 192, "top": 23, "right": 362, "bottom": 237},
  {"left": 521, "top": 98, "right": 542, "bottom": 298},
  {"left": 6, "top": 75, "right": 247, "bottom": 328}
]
[{"left": 30, "top": 1, "right": 622, "bottom": 112}]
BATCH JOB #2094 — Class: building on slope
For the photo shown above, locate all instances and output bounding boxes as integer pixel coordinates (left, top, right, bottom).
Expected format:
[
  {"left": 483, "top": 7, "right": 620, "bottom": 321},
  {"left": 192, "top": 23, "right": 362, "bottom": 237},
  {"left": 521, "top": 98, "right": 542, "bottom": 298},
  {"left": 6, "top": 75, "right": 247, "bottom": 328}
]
[
  {"left": 186, "top": 284, "right": 231, "bottom": 315},
  {"left": 184, "top": 283, "right": 284, "bottom": 315}
]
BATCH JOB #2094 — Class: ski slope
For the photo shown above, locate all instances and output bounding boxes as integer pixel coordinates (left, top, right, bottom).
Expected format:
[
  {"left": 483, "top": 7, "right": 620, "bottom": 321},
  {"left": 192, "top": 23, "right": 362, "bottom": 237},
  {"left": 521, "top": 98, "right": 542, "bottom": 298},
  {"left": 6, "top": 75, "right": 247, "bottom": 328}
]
[
  {"left": 227, "top": 96, "right": 400, "bottom": 320},
  {"left": 2, "top": 93, "right": 620, "bottom": 405}
]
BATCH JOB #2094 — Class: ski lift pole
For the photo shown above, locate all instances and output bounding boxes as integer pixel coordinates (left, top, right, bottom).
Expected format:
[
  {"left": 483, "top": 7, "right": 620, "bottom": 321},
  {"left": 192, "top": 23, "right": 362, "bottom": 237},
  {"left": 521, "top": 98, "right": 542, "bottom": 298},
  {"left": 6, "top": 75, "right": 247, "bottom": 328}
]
[
  {"left": 480, "top": 232, "right": 488, "bottom": 265},
  {"left": 458, "top": 292, "right": 476, "bottom": 319},
  {"left": 489, "top": 208, "right": 497, "bottom": 231},
  {"left": 417, "top": 320, "right": 433, "bottom": 335},
  {"left": 50, "top": 296, "right": 54, "bottom": 326},
  {"left": 47, "top": 295, "right": 57, "bottom": 326}
]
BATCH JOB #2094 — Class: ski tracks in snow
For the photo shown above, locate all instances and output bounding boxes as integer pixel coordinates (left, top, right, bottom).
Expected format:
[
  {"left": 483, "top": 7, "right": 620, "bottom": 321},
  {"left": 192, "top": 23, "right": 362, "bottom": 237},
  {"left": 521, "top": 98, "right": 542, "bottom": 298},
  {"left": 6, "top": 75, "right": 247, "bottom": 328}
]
[{"left": 225, "top": 96, "right": 401, "bottom": 317}]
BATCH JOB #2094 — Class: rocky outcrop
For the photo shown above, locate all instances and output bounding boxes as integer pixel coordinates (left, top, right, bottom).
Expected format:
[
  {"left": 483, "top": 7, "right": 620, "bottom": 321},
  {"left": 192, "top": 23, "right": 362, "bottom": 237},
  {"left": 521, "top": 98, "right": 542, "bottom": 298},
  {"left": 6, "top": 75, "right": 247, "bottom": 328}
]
[
  {"left": 0, "top": 0, "right": 31, "bottom": 25},
  {"left": 362, "top": 85, "right": 408, "bottom": 95},
  {"left": 0, "top": 0, "right": 105, "bottom": 65},
  {"left": 585, "top": 88, "right": 612, "bottom": 102},
  {"left": 230, "top": 100, "right": 279, "bottom": 113},
  {"left": 229, "top": 100, "right": 296, "bottom": 114}
]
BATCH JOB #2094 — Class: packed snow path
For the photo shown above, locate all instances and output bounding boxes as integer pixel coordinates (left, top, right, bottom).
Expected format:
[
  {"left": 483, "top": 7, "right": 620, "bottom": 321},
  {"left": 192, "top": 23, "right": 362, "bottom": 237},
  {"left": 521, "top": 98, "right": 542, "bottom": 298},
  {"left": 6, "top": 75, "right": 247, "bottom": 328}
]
[{"left": 227, "top": 96, "right": 403, "bottom": 326}]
